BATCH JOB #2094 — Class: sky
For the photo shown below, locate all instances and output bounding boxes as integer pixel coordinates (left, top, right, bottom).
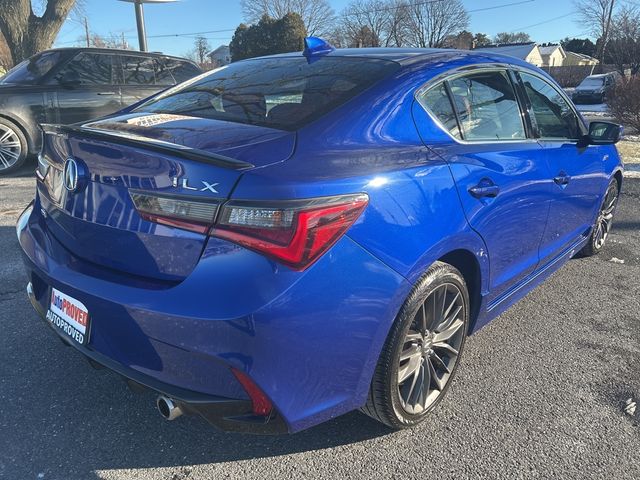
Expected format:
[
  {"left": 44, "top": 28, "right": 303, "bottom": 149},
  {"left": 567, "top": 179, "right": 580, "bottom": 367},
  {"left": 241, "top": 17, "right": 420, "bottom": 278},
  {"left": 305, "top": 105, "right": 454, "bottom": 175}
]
[{"left": 52, "top": 0, "right": 590, "bottom": 57}]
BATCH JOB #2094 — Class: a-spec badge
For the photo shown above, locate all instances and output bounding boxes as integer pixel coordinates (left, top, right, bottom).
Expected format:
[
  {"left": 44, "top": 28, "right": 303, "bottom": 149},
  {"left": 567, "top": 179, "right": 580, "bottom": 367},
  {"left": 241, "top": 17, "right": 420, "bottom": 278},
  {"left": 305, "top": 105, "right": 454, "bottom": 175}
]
[{"left": 172, "top": 177, "right": 219, "bottom": 194}]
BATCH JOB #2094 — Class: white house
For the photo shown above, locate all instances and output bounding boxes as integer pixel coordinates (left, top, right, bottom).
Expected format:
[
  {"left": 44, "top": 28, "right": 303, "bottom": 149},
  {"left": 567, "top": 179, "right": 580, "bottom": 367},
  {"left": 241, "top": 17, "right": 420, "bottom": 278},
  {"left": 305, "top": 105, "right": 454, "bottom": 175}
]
[
  {"left": 208, "top": 45, "right": 231, "bottom": 67},
  {"left": 473, "top": 43, "right": 544, "bottom": 67},
  {"left": 539, "top": 45, "right": 566, "bottom": 67}
]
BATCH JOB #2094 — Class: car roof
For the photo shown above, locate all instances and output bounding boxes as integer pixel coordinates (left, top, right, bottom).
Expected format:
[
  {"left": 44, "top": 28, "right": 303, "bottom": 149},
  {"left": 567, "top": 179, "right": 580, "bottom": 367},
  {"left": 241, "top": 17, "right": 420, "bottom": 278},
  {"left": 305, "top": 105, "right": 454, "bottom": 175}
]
[
  {"left": 39, "top": 47, "right": 195, "bottom": 63},
  {"left": 258, "top": 47, "right": 539, "bottom": 70}
]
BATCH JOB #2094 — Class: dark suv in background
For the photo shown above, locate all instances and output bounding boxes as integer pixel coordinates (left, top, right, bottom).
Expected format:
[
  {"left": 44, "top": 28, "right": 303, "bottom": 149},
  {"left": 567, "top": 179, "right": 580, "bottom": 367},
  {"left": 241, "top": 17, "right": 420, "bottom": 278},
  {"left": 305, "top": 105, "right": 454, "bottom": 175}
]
[{"left": 0, "top": 48, "right": 202, "bottom": 174}]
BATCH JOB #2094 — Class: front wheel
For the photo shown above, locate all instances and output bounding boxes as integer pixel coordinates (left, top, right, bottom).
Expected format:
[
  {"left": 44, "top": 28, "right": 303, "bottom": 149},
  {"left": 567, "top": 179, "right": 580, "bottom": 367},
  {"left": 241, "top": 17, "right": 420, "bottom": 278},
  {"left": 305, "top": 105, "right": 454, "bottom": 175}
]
[
  {"left": 361, "top": 261, "right": 469, "bottom": 429},
  {"left": 580, "top": 178, "right": 620, "bottom": 257}
]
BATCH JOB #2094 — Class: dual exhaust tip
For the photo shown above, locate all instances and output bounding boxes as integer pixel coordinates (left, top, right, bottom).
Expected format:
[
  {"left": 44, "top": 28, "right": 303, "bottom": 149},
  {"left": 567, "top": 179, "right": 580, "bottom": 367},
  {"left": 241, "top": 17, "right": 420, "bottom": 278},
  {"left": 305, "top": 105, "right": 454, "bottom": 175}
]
[{"left": 156, "top": 395, "right": 183, "bottom": 421}]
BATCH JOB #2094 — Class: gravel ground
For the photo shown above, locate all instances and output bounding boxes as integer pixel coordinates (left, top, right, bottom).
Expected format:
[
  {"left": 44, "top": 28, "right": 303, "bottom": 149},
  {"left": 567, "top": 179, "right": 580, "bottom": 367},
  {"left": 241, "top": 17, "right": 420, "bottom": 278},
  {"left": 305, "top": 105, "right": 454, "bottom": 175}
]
[{"left": 0, "top": 164, "right": 638, "bottom": 480}]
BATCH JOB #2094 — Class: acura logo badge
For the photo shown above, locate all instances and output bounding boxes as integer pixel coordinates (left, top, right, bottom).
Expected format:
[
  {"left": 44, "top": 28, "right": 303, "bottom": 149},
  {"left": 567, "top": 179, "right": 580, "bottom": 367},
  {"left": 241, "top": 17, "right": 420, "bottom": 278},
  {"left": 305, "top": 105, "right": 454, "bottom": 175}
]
[{"left": 63, "top": 158, "right": 79, "bottom": 192}]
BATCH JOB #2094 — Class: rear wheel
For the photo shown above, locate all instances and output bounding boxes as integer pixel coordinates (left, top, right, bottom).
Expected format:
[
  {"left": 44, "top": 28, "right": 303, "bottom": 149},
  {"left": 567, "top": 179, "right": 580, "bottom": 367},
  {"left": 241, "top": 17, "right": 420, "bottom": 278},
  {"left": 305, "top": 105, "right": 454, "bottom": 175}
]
[
  {"left": 580, "top": 178, "right": 620, "bottom": 257},
  {"left": 362, "top": 261, "right": 469, "bottom": 429},
  {"left": 0, "top": 117, "right": 28, "bottom": 175}
]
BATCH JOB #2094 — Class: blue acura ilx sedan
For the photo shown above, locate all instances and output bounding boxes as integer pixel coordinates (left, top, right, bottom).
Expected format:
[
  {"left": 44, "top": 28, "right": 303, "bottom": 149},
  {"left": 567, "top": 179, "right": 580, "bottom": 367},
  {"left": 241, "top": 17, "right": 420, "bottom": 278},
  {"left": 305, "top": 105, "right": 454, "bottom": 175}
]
[{"left": 17, "top": 38, "right": 623, "bottom": 434}]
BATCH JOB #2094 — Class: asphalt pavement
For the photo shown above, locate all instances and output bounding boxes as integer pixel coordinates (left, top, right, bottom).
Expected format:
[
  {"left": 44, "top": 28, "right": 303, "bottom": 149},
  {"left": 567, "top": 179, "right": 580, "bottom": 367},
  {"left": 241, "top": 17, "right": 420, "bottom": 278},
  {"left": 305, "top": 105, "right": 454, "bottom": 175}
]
[{"left": 0, "top": 163, "right": 638, "bottom": 480}]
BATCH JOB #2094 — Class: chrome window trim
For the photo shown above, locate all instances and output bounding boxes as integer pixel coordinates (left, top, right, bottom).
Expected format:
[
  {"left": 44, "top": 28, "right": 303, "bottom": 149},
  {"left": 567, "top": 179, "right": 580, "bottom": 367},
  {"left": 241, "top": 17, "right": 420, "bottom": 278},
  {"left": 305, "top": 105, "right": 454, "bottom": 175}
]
[{"left": 414, "top": 63, "right": 587, "bottom": 145}]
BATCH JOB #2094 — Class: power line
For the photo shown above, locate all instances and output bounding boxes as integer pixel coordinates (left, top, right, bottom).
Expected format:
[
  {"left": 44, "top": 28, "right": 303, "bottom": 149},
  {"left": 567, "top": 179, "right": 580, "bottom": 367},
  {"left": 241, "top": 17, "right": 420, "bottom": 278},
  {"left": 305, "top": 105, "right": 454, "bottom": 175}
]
[
  {"left": 468, "top": 0, "right": 536, "bottom": 14},
  {"left": 509, "top": 12, "right": 574, "bottom": 32}
]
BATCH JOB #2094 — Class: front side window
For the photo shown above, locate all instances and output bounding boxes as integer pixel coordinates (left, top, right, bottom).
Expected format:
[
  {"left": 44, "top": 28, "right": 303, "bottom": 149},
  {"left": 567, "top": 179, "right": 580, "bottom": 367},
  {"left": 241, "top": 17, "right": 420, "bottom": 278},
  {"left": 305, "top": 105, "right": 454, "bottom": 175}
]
[
  {"left": 417, "top": 82, "right": 461, "bottom": 139},
  {"left": 134, "top": 57, "right": 400, "bottom": 131},
  {"left": 520, "top": 72, "right": 581, "bottom": 140},
  {"left": 55, "top": 53, "right": 113, "bottom": 85},
  {"left": 447, "top": 71, "right": 526, "bottom": 141}
]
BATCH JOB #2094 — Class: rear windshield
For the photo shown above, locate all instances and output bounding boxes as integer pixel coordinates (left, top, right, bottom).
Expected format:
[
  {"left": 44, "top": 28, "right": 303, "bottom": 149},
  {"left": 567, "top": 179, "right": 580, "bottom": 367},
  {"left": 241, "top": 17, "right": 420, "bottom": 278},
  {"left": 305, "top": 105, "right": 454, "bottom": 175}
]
[
  {"left": 579, "top": 77, "right": 604, "bottom": 88},
  {"left": 1, "top": 51, "right": 63, "bottom": 84},
  {"left": 134, "top": 56, "right": 400, "bottom": 130}
]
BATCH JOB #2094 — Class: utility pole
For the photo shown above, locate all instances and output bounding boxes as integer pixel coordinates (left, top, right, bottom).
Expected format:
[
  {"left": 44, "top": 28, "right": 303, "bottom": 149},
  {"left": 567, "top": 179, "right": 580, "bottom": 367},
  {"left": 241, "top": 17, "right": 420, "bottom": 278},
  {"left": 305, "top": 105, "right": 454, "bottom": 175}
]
[
  {"left": 599, "top": 0, "right": 616, "bottom": 69},
  {"left": 84, "top": 17, "right": 90, "bottom": 47},
  {"left": 122, "top": 32, "right": 127, "bottom": 49},
  {"left": 118, "top": 0, "right": 178, "bottom": 52}
]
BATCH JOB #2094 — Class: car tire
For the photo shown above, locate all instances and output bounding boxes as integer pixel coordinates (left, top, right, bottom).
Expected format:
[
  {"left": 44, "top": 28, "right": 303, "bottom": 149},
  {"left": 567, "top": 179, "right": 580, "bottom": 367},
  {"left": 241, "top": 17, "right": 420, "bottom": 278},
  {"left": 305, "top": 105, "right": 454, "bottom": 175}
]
[
  {"left": 0, "top": 117, "right": 28, "bottom": 175},
  {"left": 361, "top": 261, "right": 469, "bottom": 429},
  {"left": 580, "top": 178, "right": 620, "bottom": 257}
]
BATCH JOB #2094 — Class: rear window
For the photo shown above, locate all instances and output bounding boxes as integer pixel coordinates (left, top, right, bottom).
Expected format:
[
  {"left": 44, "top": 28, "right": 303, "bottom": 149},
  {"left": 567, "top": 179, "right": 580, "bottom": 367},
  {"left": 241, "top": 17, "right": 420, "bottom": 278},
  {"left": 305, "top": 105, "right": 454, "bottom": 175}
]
[
  {"left": 1, "top": 51, "right": 63, "bottom": 84},
  {"left": 134, "top": 56, "right": 400, "bottom": 130},
  {"left": 579, "top": 77, "right": 604, "bottom": 88}
]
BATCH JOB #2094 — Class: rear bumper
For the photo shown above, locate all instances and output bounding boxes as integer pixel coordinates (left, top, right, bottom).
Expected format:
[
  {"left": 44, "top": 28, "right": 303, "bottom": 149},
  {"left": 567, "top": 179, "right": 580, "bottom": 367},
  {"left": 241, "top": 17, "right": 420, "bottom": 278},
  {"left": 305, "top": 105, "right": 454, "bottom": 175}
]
[
  {"left": 17, "top": 197, "right": 409, "bottom": 433},
  {"left": 26, "top": 280, "right": 288, "bottom": 434}
]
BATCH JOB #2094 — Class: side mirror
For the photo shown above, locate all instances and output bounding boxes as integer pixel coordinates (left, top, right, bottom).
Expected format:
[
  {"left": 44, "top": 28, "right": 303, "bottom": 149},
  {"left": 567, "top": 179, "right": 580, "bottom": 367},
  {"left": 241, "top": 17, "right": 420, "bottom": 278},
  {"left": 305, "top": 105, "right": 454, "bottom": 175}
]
[
  {"left": 57, "top": 71, "right": 81, "bottom": 89},
  {"left": 586, "top": 121, "right": 623, "bottom": 145}
]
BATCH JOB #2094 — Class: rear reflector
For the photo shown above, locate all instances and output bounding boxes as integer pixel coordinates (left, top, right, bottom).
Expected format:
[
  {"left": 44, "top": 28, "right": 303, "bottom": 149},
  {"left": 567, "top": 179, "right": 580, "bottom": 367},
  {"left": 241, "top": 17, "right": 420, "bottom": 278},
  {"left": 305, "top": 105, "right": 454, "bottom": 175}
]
[
  {"left": 130, "top": 191, "right": 219, "bottom": 234},
  {"left": 231, "top": 368, "right": 273, "bottom": 417},
  {"left": 212, "top": 194, "right": 369, "bottom": 270}
]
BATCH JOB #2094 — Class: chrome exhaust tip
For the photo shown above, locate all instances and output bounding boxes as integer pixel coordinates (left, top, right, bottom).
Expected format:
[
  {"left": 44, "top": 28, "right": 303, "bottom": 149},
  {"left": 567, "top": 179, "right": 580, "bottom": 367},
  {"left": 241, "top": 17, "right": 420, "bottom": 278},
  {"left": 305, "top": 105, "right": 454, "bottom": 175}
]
[{"left": 156, "top": 395, "right": 183, "bottom": 421}]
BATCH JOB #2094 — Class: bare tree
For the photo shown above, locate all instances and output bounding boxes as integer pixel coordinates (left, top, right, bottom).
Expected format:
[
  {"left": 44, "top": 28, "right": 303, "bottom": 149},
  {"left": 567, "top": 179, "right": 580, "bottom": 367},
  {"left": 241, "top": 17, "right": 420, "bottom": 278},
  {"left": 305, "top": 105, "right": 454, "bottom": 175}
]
[
  {"left": 240, "top": 0, "right": 335, "bottom": 37},
  {"left": 341, "top": 0, "right": 410, "bottom": 47},
  {"left": 0, "top": 0, "right": 77, "bottom": 65},
  {"left": 573, "top": 0, "right": 616, "bottom": 63},
  {"left": 192, "top": 36, "right": 211, "bottom": 65},
  {"left": 405, "top": 0, "right": 469, "bottom": 48},
  {"left": 0, "top": 33, "right": 11, "bottom": 71},
  {"left": 493, "top": 32, "right": 532, "bottom": 44},
  {"left": 606, "top": 5, "right": 640, "bottom": 77}
]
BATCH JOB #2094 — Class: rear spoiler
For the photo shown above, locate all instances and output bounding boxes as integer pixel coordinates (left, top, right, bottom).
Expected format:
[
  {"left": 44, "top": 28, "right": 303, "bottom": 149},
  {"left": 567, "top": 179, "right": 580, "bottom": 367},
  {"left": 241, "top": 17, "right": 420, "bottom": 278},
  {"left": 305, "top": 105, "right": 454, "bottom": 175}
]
[{"left": 40, "top": 124, "right": 254, "bottom": 171}]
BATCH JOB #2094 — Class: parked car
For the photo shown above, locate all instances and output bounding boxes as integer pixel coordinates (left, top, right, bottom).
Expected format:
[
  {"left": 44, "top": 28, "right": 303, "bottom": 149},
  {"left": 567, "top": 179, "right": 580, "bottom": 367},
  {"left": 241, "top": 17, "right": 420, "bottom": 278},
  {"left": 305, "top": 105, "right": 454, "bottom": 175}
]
[
  {"left": 0, "top": 47, "right": 202, "bottom": 174},
  {"left": 17, "top": 38, "right": 623, "bottom": 434},
  {"left": 572, "top": 72, "right": 618, "bottom": 104}
]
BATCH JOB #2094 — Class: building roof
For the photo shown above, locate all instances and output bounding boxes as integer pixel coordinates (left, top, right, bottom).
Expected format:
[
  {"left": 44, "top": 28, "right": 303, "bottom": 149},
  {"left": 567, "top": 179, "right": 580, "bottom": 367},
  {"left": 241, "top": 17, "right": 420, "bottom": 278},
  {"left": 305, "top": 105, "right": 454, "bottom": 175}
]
[
  {"left": 473, "top": 43, "right": 539, "bottom": 60},
  {"left": 539, "top": 45, "right": 565, "bottom": 57},
  {"left": 208, "top": 45, "right": 230, "bottom": 57},
  {"left": 565, "top": 51, "right": 598, "bottom": 62}
]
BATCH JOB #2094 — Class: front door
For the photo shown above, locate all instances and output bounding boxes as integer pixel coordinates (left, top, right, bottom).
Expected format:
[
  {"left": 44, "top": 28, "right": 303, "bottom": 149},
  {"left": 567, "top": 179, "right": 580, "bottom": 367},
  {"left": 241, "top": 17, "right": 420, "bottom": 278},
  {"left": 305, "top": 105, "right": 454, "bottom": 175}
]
[{"left": 518, "top": 72, "right": 605, "bottom": 263}]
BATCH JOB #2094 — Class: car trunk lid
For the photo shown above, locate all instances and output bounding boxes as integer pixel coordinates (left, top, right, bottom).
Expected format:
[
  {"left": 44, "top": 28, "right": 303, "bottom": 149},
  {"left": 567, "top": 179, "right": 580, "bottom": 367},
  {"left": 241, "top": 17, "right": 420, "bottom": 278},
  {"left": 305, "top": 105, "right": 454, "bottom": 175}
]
[{"left": 38, "top": 113, "right": 295, "bottom": 281}]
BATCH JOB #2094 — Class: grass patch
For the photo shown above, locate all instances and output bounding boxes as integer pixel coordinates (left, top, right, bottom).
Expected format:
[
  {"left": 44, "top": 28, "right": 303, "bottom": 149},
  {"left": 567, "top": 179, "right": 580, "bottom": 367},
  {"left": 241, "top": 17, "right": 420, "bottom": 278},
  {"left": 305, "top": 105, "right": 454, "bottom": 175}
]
[{"left": 617, "top": 140, "right": 640, "bottom": 164}]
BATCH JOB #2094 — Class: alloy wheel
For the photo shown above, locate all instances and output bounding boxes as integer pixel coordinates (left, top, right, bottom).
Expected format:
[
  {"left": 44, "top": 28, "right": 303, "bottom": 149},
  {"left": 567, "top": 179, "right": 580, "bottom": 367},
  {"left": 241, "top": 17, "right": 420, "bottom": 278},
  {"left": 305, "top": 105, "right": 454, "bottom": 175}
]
[
  {"left": 594, "top": 183, "right": 619, "bottom": 249},
  {"left": 397, "top": 283, "right": 465, "bottom": 415},
  {"left": 0, "top": 124, "right": 22, "bottom": 171}
]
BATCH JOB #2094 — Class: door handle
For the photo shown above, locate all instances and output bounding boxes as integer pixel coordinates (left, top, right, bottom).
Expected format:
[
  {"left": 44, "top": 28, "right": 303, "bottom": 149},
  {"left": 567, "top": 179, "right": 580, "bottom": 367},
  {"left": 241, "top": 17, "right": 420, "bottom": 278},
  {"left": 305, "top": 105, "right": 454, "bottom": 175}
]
[
  {"left": 553, "top": 173, "right": 571, "bottom": 186},
  {"left": 97, "top": 92, "right": 117, "bottom": 96},
  {"left": 469, "top": 182, "right": 500, "bottom": 199}
]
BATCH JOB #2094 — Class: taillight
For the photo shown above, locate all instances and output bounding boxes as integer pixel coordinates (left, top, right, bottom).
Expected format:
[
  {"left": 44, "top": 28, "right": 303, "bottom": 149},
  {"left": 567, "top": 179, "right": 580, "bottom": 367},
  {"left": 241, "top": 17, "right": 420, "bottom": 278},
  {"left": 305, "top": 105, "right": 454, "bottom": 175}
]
[
  {"left": 212, "top": 194, "right": 369, "bottom": 270},
  {"left": 130, "top": 191, "right": 368, "bottom": 270},
  {"left": 130, "top": 191, "right": 219, "bottom": 234}
]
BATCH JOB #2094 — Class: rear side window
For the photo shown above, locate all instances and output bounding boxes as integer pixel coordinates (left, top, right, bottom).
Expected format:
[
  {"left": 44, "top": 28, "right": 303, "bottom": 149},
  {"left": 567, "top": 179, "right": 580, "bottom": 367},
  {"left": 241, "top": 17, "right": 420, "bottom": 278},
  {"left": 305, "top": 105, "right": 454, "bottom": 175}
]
[
  {"left": 134, "top": 57, "right": 400, "bottom": 130},
  {"left": 447, "top": 71, "right": 526, "bottom": 141},
  {"left": 56, "top": 53, "right": 113, "bottom": 85},
  {"left": 154, "top": 59, "right": 201, "bottom": 85},
  {"left": 121, "top": 55, "right": 156, "bottom": 85},
  {"left": 520, "top": 73, "right": 581, "bottom": 139},
  {"left": 1, "top": 51, "right": 63, "bottom": 84},
  {"left": 417, "top": 83, "right": 461, "bottom": 139}
]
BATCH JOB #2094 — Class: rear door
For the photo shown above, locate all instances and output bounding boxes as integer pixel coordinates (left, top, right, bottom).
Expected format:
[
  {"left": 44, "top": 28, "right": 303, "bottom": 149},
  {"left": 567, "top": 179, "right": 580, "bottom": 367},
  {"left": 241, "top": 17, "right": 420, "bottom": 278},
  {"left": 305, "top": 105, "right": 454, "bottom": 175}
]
[
  {"left": 517, "top": 71, "right": 605, "bottom": 263},
  {"left": 49, "top": 52, "right": 122, "bottom": 124},
  {"left": 416, "top": 69, "right": 553, "bottom": 302}
]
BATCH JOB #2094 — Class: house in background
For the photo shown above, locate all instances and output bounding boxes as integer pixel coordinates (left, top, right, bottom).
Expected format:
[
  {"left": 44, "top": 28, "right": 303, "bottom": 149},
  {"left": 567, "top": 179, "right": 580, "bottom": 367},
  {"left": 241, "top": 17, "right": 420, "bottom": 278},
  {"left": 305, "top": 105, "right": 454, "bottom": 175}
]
[
  {"left": 207, "top": 45, "right": 231, "bottom": 68},
  {"left": 473, "top": 43, "right": 544, "bottom": 67},
  {"left": 539, "top": 44, "right": 566, "bottom": 67},
  {"left": 563, "top": 51, "right": 599, "bottom": 66}
]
